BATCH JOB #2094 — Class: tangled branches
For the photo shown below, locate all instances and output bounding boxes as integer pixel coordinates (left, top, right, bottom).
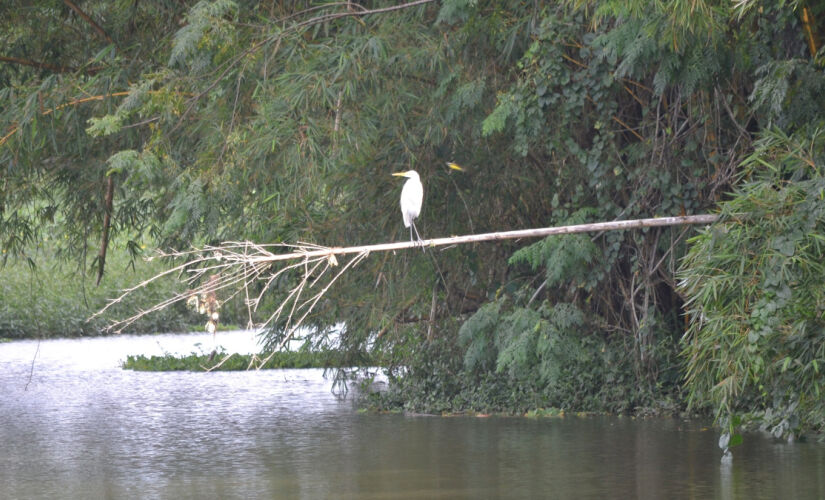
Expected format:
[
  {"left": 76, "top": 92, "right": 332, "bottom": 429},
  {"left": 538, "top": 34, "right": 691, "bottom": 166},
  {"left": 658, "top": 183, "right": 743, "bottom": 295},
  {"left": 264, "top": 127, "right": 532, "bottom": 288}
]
[{"left": 92, "top": 240, "right": 369, "bottom": 351}]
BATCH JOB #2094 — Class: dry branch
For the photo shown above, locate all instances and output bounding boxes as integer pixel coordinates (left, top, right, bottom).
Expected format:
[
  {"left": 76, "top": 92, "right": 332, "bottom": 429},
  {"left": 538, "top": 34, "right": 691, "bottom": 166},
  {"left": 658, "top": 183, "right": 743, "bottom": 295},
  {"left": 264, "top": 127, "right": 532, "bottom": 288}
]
[
  {"left": 62, "top": 0, "right": 116, "bottom": 46},
  {"left": 243, "top": 214, "right": 719, "bottom": 262},
  {"left": 92, "top": 214, "right": 718, "bottom": 358},
  {"left": 0, "top": 55, "right": 79, "bottom": 73}
]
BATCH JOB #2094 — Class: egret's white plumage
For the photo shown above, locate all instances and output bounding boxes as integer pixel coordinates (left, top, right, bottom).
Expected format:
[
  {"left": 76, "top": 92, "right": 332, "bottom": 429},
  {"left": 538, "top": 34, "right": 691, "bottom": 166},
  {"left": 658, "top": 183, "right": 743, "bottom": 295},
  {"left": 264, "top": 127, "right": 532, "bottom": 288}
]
[{"left": 392, "top": 170, "right": 423, "bottom": 243}]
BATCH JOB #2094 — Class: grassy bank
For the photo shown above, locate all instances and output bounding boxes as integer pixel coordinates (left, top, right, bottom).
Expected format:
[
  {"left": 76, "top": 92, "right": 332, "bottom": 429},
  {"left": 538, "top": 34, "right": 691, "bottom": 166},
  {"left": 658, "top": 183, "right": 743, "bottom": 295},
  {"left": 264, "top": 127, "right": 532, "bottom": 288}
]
[{"left": 0, "top": 247, "right": 200, "bottom": 338}]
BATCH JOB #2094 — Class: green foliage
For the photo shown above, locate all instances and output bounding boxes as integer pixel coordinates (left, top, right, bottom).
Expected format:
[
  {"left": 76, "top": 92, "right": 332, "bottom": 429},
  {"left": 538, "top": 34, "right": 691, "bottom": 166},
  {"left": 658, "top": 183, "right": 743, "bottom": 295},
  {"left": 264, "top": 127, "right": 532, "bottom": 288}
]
[
  {"left": 0, "top": 247, "right": 197, "bottom": 338},
  {"left": 458, "top": 301, "right": 501, "bottom": 373},
  {"left": 750, "top": 60, "right": 825, "bottom": 131},
  {"left": 524, "top": 407, "right": 565, "bottom": 418},
  {"left": 495, "top": 304, "right": 583, "bottom": 383},
  {"left": 436, "top": 0, "right": 478, "bottom": 25},
  {"left": 509, "top": 210, "right": 601, "bottom": 290},
  {"left": 680, "top": 128, "right": 825, "bottom": 438},
  {"left": 456, "top": 294, "right": 681, "bottom": 413},
  {"left": 122, "top": 347, "right": 348, "bottom": 371},
  {"left": 169, "top": 0, "right": 239, "bottom": 69},
  {"left": 371, "top": 336, "right": 472, "bottom": 414},
  {"left": 375, "top": 308, "right": 681, "bottom": 415},
  {"left": 481, "top": 95, "right": 517, "bottom": 137},
  {"left": 405, "top": 0, "right": 820, "bottom": 422},
  {"left": 572, "top": 0, "right": 725, "bottom": 40}
]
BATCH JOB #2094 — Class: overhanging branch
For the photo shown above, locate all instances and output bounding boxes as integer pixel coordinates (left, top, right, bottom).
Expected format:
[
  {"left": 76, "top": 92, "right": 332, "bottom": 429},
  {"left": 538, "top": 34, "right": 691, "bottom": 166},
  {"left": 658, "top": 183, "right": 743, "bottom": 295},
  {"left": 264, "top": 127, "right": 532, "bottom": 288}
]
[
  {"left": 91, "top": 214, "right": 719, "bottom": 353},
  {"left": 247, "top": 214, "right": 719, "bottom": 262}
]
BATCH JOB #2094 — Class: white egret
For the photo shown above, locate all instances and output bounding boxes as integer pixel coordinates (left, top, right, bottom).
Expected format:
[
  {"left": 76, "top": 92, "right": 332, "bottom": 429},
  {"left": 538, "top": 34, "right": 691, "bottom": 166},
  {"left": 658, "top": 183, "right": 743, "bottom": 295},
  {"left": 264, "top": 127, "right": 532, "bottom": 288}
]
[{"left": 392, "top": 170, "right": 423, "bottom": 244}]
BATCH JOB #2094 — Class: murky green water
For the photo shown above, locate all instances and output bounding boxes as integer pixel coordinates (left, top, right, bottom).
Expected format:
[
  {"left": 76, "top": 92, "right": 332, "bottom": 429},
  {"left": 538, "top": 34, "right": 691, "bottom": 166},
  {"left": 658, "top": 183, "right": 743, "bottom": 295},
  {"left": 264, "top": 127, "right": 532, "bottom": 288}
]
[{"left": 1, "top": 332, "right": 823, "bottom": 499}]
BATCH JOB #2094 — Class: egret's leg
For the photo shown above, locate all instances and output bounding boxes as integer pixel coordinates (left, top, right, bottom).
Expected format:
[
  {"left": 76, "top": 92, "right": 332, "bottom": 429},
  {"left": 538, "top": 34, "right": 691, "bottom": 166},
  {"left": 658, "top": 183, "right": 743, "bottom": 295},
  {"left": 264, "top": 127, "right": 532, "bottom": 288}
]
[{"left": 411, "top": 220, "right": 424, "bottom": 251}]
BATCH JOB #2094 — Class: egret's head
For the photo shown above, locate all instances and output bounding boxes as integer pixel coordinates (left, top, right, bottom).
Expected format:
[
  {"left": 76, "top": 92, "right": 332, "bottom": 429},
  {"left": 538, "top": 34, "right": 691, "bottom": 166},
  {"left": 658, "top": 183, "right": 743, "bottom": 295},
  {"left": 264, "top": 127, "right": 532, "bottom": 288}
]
[{"left": 392, "top": 170, "right": 419, "bottom": 180}]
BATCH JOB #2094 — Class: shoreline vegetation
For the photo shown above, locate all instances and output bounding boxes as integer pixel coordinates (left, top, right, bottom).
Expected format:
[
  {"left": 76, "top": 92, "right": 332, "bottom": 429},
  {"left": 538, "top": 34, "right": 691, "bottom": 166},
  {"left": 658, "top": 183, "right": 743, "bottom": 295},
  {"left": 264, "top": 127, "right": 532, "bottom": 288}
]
[
  {"left": 0, "top": 246, "right": 249, "bottom": 339},
  {"left": 120, "top": 347, "right": 692, "bottom": 422},
  {"left": 122, "top": 348, "right": 359, "bottom": 371}
]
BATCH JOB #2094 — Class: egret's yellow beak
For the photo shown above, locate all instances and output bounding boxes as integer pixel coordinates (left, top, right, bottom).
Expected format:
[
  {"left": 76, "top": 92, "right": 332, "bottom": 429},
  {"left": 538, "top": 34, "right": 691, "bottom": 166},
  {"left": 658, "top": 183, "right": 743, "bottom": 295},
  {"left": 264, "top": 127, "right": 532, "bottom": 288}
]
[
  {"left": 392, "top": 171, "right": 410, "bottom": 177},
  {"left": 446, "top": 162, "right": 465, "bottom": 172}
]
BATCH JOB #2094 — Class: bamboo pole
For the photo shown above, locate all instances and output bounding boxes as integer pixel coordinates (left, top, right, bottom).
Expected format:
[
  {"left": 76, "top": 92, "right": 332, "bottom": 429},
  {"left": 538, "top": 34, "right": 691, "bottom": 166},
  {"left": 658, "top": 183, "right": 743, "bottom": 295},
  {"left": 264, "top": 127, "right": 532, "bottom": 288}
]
[{"left": 248, "top": 214, "right": 719, "bottom": 263}]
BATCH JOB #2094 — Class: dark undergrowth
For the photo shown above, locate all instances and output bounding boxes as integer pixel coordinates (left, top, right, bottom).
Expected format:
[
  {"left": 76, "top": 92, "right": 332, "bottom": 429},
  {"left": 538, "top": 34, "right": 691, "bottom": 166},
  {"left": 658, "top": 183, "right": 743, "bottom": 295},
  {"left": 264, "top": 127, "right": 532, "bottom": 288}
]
[{"left": 361, "top": 335, "right": 687, "bottom": 418}]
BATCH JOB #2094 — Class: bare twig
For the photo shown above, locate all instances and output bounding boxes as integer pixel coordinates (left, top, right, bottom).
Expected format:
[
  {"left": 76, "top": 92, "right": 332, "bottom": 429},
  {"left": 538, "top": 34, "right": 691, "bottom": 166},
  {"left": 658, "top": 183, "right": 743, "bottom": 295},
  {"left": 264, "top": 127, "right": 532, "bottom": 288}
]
[
  {"left": 96, "top": 175, "right": 115, "bottom": 286},
  {"left": 203, "top": 352, "right": 236, "bottom": 372},
  {"left": 25, "top": 340, "right": 41, "bottom": 391}
]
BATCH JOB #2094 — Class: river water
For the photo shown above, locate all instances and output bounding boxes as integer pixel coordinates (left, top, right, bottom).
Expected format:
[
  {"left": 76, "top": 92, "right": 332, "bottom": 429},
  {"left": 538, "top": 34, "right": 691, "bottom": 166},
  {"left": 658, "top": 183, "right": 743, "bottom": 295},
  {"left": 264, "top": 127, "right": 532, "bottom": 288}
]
[{"left": 1, "top": 332, "right": 823, "bottom": 499}]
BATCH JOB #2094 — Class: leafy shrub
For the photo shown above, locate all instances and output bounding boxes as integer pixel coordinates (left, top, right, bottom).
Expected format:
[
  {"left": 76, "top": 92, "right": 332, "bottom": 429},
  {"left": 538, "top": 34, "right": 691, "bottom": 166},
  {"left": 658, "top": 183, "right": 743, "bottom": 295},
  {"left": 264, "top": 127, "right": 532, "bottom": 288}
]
[
  {"left": 680, "top": 128, "right": 825, "bottom": 439},
  {"left": 369, "top": 292, "right": 682, "bottom": 416}
]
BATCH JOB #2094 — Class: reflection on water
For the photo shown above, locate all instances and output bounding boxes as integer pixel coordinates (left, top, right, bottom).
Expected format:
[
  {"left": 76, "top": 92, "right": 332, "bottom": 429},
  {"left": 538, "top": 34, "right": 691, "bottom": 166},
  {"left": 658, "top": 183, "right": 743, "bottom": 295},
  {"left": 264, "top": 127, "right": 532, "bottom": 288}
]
[{"left": 1, "top": 333, "right": 824, "bottom": 499}]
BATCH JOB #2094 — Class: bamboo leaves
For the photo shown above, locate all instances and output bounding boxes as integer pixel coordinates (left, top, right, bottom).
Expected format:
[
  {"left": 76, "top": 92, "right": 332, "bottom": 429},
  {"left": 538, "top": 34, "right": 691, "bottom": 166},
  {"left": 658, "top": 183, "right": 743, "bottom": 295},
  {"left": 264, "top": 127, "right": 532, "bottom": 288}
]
[{"left": 679, "top": 128, "right": 825, "bottom": 439}]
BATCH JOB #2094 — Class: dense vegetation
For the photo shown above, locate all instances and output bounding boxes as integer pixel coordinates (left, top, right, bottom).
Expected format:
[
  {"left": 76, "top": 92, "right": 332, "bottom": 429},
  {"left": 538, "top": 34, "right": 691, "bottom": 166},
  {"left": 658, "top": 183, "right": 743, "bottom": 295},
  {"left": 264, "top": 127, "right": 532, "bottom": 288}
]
[
  {"left": 680, "top": 129, "right": 825, "bottom": 442},
  {"left": 2, "top": 1, "right": 824, "bottom": 439}
]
